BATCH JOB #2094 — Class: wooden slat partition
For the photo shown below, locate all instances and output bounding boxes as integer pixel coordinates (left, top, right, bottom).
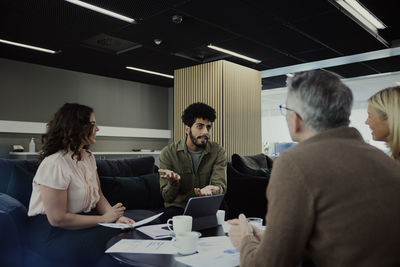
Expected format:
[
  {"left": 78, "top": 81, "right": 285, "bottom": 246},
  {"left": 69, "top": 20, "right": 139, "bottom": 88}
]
[
  {"left": 222, "top": 61, "right": 261, "bottom": 158},
  {"left": 174, "top": 61, "right": 223, "bottom": 143},
  {"left": 174, "top": 60, "right": 261, "bottom": 159}
]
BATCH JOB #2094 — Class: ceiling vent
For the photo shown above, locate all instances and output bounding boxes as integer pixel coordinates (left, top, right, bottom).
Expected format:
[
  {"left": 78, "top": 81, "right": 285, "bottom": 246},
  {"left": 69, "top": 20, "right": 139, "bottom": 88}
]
[{"left": 81, "top": 33, "right": 142, "bottom": 55}]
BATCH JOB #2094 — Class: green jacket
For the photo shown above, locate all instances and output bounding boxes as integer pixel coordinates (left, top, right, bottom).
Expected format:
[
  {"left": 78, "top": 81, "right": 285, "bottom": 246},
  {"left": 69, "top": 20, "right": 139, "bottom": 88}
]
[{"left": 159, "top": 138, "right": 227, "bottom": 209}]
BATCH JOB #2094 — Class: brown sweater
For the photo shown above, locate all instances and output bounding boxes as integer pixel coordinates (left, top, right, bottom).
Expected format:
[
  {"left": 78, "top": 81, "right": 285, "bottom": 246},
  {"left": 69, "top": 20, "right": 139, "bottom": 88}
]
[{"left": 240, "top": 127, "right": 400, "bottom": 267}]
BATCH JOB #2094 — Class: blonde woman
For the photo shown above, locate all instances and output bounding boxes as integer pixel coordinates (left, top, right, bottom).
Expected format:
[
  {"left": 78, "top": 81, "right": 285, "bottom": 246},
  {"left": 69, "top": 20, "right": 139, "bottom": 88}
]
[{"left": 366, "top": 86, "right": 400, "bottom": 163}]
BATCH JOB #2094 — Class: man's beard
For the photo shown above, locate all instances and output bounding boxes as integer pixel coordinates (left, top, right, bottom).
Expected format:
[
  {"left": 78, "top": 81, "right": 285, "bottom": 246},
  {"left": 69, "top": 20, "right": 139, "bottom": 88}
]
[{"left": 189, "top": 129, "right": 209, "bottom": 149}]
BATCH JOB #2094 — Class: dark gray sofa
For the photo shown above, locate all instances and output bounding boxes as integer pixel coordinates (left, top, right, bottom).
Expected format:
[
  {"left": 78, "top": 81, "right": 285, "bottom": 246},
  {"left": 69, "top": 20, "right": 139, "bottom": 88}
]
[
  {"left": 0, "top": 156, "right": 163, "bottom": 267},
  {"left": 0, "top": 153, "right": 270, "bottom": 267}
]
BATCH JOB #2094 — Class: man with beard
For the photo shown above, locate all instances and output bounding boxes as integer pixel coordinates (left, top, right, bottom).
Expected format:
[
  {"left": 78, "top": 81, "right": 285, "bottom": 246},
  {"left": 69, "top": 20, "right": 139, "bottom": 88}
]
[{"left": 158, "top": 102, "right": 227, "bottom": 222}]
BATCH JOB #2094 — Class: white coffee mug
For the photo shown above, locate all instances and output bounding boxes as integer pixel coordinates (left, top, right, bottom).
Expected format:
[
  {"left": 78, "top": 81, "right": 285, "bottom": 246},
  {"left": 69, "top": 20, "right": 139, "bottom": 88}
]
[
  {"left": 167, "top": 215, "right": 192, "bottom": 234},
  {"left": 172, "top": 231, "right": 199, "bottom": 255},
  {"left": 216, "top": 210, "right": 225, "bottom": 225}
]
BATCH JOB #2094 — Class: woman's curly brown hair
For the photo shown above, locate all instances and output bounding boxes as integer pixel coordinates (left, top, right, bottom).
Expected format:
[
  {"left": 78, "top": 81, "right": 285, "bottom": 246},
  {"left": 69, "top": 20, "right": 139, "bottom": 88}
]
[{"left": 39, "top": 103, "right": 95, "bottom": 163}]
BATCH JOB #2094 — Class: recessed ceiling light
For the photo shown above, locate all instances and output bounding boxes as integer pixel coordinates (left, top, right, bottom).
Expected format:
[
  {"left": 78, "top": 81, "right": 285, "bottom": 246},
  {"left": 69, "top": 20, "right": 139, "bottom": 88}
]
[
  {"left": 261, "top": 47, "right": 400, "bottom": 78},
  {"left": 65, "top": 0, "right": 136, "bottom": 23},
  {"left": 126, "top": 66, "right": 174, "bottom": 79},
  {"left": 207, "top": 44, "right": 261, "bottom": 64},
  {"left": 333, "top": 0, "right": 386, "bottom": 34},
  {"left": 0, "top": 38, "right": 59, "bottom": 54}
]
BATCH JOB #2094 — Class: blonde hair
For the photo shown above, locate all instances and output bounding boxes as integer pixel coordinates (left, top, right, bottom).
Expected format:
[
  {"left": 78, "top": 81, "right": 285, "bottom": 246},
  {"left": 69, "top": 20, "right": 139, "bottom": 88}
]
[{"left": 368, "top": 86, "right": 400, "bottom": 163}]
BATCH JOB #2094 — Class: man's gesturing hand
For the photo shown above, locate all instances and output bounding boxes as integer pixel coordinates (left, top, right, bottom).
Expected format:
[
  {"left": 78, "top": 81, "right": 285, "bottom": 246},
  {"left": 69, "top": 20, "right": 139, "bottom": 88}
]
[
  {"left": 194, "top": 185, "right": 219, "bottom": 196},
  {"left": 159, "top": 169, "right": 180, "bottom": 186}
]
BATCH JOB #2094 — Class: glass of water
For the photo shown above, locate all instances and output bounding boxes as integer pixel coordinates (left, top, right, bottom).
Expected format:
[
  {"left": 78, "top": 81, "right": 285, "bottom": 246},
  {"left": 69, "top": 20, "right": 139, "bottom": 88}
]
[{"left": 247, "top": 217, "right": 263, "bottom": 229}]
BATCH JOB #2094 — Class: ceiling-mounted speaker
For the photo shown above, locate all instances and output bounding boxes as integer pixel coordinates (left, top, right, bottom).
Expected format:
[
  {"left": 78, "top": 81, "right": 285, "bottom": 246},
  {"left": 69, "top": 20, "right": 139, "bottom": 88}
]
[{"left": 172, "top": 15, "right": 183, "bottom": 24}]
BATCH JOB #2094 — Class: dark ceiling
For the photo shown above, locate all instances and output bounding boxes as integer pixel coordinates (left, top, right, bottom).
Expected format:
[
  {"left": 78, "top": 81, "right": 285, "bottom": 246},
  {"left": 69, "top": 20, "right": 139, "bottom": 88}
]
[{"left": 0, "top": 0, "right": 399, "bottom": 89}]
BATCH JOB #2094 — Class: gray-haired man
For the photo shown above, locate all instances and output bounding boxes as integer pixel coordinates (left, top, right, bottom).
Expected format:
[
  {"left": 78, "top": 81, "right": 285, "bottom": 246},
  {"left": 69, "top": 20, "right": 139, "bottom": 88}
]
[{"left": 229, "top": 70, "right": 400, "bottom": 267}]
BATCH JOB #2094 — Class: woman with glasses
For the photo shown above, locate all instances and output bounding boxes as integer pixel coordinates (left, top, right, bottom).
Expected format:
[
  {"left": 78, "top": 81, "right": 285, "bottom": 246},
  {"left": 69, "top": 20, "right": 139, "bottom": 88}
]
[
  {"left": 27, "top": 103, "right": 134, "bottom": 266},
  {"left": 366, "top": 86, "right": 400, "bottom": 164}
]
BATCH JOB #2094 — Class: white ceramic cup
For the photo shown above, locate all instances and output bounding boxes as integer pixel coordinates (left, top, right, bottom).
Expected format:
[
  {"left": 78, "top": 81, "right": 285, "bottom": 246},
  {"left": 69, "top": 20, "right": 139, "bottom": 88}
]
[
  {"left": 216, "top": 210, "right": 225, "bottom": 225},
  {"left": 173, "top": 231, "right": 199, "bottom": 255},
  {"left": 247, "top": 217, "right": 263, "bottom": 229},
  {"left": 167, "top": 215, "right": 192, "bottom": 234}
]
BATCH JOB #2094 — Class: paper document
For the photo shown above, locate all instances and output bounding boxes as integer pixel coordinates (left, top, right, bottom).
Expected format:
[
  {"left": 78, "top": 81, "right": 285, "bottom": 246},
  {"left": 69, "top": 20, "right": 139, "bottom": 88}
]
[
  {"left": 98, "top": 223, "right": 136, "bottom": 229},
  {"left": 175, "top": 236, "right": 240, "bottom": 267},
  {"left": 106, "top": 239, "right": 178, "bottom": 254},
  {"left": 175, "top": 236, "right": 239, "bottom": 267},
  {"left": 197, "top": 236, "right": 237, "bottom": 254},
  {"left": 175, "top": 251, "right": 240, "bottom": 267},
  {"left": 137, "top": 223, "right": 172, "bottom": 239},
  {"left": 99, "top": 212, "right": 163, "bottom": 229}
]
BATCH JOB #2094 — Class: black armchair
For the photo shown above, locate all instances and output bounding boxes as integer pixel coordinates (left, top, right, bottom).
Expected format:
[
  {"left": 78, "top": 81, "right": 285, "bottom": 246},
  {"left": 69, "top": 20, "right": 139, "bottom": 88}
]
[{"left": 225, "top": 153, "right": 273, "bottom": 220}]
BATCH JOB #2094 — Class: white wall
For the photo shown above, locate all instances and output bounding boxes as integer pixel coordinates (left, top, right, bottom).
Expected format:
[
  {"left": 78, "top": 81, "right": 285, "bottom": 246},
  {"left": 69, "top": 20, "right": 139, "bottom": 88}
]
[{"left": 262, "top": 71, "right": 400, "bottom": 154}]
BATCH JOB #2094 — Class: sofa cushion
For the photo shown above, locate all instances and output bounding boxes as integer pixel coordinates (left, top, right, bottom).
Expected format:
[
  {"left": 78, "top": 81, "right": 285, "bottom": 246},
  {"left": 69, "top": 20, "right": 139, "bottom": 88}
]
[
  {"left": 100, "top": 176, "right": 148, "bottom": 210},
  {"left": 100, "top": 172, "right": 163, "bottom": 210},
  {"left": 231, "top": 153, "right": 273, "bottom": 177},
  {"left": 140, "top": 173, "right": 164, "bottom": 209},
  {"left": 96, "top": 157, "right": 155, "bottom": 177},
  {"left": 7, "top": 165, "right": 35, "bottom": 208}
]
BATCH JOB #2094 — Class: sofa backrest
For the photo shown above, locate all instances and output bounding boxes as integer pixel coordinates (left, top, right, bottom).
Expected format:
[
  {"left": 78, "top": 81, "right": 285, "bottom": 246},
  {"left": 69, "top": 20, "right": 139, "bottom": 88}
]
[
  {"left": 0, "top": 156, "right": 163, "bottom": 210},
  {"left": 96, "top": 157, "right": 156, "bottom": 177},
  {"left": 0, "top": 159, "right": 38, "bottom": 208},
  {"left": 100, "top": 173, "right": 164, "bottom": 210},
  {"left": 97, "top": 157, "right": 164, "bottom": 210},
  {"left": 231, "top": 153, "right": 273, "bottom": 177},
  {"left": 225, "top": 162, "right": 269, "bottom": 220},
  {"left": 0, "top": 159, "right": 38, "bottom": 194}
]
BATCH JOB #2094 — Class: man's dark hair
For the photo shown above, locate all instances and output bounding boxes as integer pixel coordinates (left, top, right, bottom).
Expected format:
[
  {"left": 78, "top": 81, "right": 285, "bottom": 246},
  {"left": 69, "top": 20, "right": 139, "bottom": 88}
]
[{"left": 181, "top": 102, "right": 216, "bottom": 127}]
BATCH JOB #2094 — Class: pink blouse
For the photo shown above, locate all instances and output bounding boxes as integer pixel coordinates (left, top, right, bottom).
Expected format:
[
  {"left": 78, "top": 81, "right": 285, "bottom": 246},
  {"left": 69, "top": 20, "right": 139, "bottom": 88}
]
[{"left": 28, "top": 150, "right": 100, "bottom": 216}]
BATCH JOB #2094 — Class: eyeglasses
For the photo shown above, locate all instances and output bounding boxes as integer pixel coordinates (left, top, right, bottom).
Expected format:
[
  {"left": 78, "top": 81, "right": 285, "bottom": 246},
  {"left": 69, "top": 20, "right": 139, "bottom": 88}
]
[
  {"left": 279, "top": 105, "right": 295, "bottom": 116},
  {"left": 279, "top": 105, "right": 302, "bottom": 119}
]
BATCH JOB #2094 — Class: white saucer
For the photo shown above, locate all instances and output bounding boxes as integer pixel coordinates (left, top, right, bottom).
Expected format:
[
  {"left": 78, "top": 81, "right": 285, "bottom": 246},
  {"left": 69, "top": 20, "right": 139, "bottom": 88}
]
[{"left": 170, "top": 231, "right": 202, "bottom": 238}]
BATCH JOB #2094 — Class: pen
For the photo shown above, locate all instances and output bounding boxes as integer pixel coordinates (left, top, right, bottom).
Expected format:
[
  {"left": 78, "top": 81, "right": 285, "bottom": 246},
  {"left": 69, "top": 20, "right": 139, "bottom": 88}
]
[{"left": 155, "top": 234, "right": 171, "bottom": 238}]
